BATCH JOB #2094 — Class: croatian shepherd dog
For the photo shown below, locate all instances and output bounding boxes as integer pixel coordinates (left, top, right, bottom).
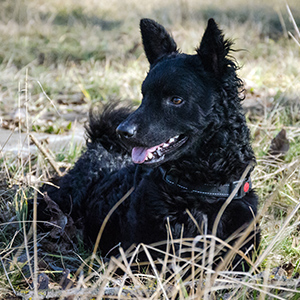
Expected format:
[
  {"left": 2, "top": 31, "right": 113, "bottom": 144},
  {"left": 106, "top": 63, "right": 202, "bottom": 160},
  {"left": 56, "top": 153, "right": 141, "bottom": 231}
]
[{"left": 40, "top": 18, "right": 260, "bottom": 271}]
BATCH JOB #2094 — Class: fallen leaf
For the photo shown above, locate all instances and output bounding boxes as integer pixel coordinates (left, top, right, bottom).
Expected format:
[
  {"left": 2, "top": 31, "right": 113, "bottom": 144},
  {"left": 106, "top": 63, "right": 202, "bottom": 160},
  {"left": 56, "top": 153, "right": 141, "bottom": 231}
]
[
  {"left": 269, "top": 128, "right": 290, "bottom": 157},
  {"left": 40, "top": 192, "right": 78, "bottom": 252},
  {"left": 59, "top": 269, "right": 74, "bottom": 290},
  {"left": 37, "top": 273, "right": 49, "bottom": 290},
  {"left": 281, "top": 262, "right": 295, "bottom": 278},
  {"left": 43, "top": 192, "right": 68, "bottom": 239}
]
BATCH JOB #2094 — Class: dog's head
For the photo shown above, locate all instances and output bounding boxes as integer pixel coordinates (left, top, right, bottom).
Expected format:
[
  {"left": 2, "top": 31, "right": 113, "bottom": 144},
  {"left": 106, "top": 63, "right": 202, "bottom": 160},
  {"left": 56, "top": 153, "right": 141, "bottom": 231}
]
[{"left": 117, "top": 18, "right": 242, "bottom": 167}]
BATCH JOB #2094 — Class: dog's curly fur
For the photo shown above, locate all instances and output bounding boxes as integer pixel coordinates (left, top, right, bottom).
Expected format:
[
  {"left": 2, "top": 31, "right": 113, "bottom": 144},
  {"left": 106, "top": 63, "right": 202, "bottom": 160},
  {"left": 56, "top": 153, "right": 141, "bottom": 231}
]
[{"left": 40, "top": 18, "right": 260, "bottom": 271}]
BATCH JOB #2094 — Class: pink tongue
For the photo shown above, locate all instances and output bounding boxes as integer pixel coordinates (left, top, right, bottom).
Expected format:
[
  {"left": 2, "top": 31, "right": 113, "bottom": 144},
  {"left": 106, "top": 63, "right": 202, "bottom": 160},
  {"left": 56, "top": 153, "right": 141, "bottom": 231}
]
[{"left": 132, "top": 147, "right": 148, "bottom": 164}]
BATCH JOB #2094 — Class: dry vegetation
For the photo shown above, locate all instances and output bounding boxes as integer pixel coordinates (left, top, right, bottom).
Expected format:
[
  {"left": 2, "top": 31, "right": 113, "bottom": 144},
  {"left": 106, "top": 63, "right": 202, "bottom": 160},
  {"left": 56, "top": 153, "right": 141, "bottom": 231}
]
[{"left": 0, "top": 0, "right": 300, "bottom": 299}]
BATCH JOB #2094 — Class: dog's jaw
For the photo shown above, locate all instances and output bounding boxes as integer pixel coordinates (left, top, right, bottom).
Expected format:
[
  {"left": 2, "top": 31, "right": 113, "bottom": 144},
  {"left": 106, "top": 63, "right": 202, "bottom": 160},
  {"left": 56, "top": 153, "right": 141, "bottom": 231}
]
[{"left": 131, "top": 134, "right": 188, "bottom": 165}]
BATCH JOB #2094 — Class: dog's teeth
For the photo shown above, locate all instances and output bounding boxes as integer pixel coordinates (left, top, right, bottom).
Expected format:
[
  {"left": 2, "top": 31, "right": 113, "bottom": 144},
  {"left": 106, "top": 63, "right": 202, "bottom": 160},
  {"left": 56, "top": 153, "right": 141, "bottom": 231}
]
[
  {"left": 163, "top": 143, "right": 169, "bottom": 148},
  {"left": 174, "top": 135, "right": 179, "bottom": 139},
  {"left": 157, "top": 149, "right": 162, "bottom": 156},
  {"left": 148, "top": 152, "right": 153, "bottom": 160},
  {"left": 168, "top": 138, "right": 175, "bottom": 143}
]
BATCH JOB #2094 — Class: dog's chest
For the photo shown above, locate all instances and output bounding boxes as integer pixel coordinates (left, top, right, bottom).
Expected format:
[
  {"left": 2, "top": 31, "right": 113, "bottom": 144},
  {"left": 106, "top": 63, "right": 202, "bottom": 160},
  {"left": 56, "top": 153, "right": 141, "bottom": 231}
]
[{"left": 132, "top": 174, "right": 220, "bottom": 241}]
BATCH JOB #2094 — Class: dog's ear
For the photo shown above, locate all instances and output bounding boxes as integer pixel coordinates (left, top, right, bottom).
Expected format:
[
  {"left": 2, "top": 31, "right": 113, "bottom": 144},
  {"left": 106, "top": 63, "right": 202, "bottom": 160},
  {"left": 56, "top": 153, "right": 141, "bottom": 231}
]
[
  {"left": 196, "top": 19, "right": 232, "bottom": 77},
  {"left": 140, "top": 18, "right": 178, "bottom": 65}
]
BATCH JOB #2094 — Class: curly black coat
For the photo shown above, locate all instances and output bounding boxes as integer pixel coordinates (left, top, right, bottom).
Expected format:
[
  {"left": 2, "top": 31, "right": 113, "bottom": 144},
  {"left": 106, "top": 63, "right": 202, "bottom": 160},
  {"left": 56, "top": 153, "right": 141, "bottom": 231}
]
[{"left": 41, "top": 18, "right": 260, "bottom": 271}]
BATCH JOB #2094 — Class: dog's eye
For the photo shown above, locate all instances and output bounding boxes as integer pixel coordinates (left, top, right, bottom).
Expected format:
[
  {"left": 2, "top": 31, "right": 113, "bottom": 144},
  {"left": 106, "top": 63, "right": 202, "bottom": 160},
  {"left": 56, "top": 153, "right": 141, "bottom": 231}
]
[{"left": 170, "top": 97, "right": 183, "bottom": 105}]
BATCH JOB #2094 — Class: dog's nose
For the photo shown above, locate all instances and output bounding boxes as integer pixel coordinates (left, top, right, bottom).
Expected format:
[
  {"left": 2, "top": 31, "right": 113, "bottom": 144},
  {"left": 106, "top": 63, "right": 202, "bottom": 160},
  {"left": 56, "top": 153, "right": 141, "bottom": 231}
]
[{"left": 116, "top": 123, "right": 137, "bottom": 139}]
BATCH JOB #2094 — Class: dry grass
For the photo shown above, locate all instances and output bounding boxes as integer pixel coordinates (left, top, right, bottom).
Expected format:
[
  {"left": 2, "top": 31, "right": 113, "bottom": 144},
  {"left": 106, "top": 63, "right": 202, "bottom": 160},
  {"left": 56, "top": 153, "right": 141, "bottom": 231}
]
[{"left": 0, "top": 0, "right": 300, "bottom": 298}]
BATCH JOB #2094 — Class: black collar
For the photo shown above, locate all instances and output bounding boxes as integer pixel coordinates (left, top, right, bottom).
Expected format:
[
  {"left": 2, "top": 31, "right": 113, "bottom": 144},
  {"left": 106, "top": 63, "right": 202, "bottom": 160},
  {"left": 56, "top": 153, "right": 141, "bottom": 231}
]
[{"left": 159, "top": 167, "right": 252, "bottom": 199}]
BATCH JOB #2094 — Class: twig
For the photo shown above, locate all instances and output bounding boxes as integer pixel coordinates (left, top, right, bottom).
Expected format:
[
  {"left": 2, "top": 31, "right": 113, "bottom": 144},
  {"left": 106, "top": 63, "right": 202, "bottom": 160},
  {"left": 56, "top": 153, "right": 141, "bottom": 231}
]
[
  {"left": 33, "top": 155, "right": 41, "bottom": 299},
  {"left": 288, "top": 32, "right": 300, "bottom": 47},
  {"left": 286, "top": 3, "right": 300, "bottom": 46},
  {"left": 286, "top": 3, "right": 300, "bottom": 39},
  {"left": 15, "top": 286, "right": 139, "bottom": 300},
  {"left": 29, "top": 134, "right": 63, "bottom": 177},
  {"left": 36, "top": 80, "right": 61, "bottom": 116}
]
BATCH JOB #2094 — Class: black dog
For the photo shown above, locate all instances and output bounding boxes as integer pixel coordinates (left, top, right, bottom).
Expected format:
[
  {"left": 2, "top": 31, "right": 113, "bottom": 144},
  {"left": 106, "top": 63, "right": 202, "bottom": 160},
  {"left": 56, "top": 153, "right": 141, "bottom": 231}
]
[{"left": 41, "top": 18, "right": 259, "bottom": 271}]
